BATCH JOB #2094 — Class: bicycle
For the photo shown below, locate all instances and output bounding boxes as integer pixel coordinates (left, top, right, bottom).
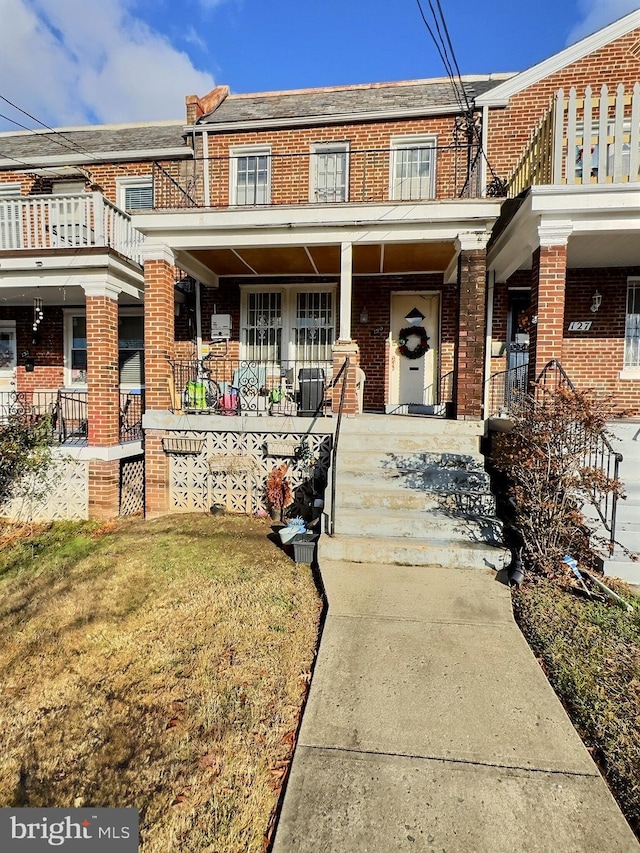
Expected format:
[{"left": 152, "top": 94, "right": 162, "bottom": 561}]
[{"left": 182, "top": 354, "right": 238, "bottom": 415}]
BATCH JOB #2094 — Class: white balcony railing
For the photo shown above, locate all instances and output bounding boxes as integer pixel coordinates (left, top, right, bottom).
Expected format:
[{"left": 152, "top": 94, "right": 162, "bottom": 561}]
[
  {"left": 508, "top": 82, "right": 640, "bottom": 197},
  {"left": 0, "top": 192, "right": 146, "bottom": 264}
]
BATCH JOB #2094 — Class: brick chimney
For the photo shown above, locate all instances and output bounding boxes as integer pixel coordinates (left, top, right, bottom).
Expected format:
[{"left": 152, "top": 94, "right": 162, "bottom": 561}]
[{"left": 185, "top": 86, "right": 230, "bottom": 124}]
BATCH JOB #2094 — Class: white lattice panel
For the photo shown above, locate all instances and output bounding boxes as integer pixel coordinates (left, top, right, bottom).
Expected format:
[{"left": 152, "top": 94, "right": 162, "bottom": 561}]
[
  {"left": 166, "top": 429, "right": 332, "bottom": 515},
  {"left": 1, "top": 456, "right": 88, "bottom": 521}
]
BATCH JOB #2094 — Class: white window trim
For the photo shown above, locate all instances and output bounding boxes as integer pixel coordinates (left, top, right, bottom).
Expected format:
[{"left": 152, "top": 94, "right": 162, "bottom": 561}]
[
  {"left": 116, "top": 175, "right": 153, "bottom": 212},
  {"left": 390, "top": 134, "right": 438, "bottom": 201},
  {"left": 621, "top": 276, "right": 640, "bottom": 376},
  {"left": 239, "top": 283, "right": 337, "bottom": 362},
  {"left": 63, "top": 307, "right": 144, "bottom": 389},
  {"left": 229, "top": 145, "right": 272, "bottom": 206},
  {"left": 309, "top": 141, "right": 350, "bottom": 203}
]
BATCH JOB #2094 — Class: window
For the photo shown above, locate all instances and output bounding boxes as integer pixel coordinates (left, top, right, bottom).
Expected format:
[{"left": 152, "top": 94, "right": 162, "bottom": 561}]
[
  {"left": 231, "top": 147, "right": 271, "bottom": 205},
  {"left": 625, "top": 279, "right": 640, "bottom": 369},
  {"left": 391, "top": 136, "right": 437, "bottom": 200},
  {"left": 241, "top": 287, "right": 335, "bottom": 365},
  {"left": 66, "top": 313, "right": 144, "bottom": 386},
  {"left": 117, "top": 177, "right": 153, "bottom": 211},
  {"left": 311, "top": 143, "right": 349, "bottom": 202}
]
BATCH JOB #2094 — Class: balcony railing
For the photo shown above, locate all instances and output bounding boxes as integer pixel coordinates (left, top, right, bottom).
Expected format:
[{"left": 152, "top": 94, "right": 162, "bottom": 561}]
[
  {"left": 152, "top": 140, "right": 483, "bottom": 210},
  {"left": 0, "top": 192, "right": 146, "bottom": 263},
  {"left": 508, "top": 82, "right": 640, "bottom": 197},
  {"left": 169, "top": 356, "right": 333, "bottom": 417},
  {"left": 0, "top": 389, "right": 144, "bottom": 445}
]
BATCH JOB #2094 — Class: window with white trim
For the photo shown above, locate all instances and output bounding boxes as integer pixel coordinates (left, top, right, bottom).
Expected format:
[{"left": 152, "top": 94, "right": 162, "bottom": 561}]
[
  {"left": 231, "top": 147, "right": 271, "bottom": 205},
  {"left": 625, "top": 279, "right": 640, "bottom": 368},
  {"left": 311, "top": 143, "right": 349, "bottom": 202},
  {"left": 66, "top": 312, "right": 144, "bottom": 387},
  {"left": 241, "top": 287, "right": 335, "bottom": 365},
  {"left": 117, "top": 177, "right": 154, "bottom": 211},
  {"left": 391, "top": 136, "right": 437, "bottom": 200}
]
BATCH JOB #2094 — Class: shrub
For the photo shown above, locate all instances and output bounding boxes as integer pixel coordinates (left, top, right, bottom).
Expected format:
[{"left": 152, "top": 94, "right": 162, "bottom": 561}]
[
  {"left": 0, "top": 412, "right": 55, "bottom": 511},
  {"left": 491, "top": 384, "right": 622, "bottom": 579}
]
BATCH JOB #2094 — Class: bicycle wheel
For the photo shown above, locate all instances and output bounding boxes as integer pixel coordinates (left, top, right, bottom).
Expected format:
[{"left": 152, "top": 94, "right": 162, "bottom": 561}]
[{"left": 203, "top": 378, "right": 221, "bottom": 409}]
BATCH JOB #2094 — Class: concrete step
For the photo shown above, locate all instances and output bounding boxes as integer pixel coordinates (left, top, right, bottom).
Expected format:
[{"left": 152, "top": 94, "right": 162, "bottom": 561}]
[
  {"left": 318, "top": 533, "right": 509, "bottom": 571},
  {"left": 604, "top": 556, "right": 640, "bottom": 584},
  {"left": 334, "top": 506, "right": 503, "bottom": 544},
  {"left": 335, "top": 483, "right": 497, "bottom": 515},
  {"left": 338, "top": 432, "right": 482, "bottom": 456},
  {"left": 341, "top": 414, "right": 484, "bottom": 438},
  {"left": 336, "top": 449, "right": 486, "bottom": 475},
  {"left": 334, "top": 465, "right": 493, "bottom": 493}
]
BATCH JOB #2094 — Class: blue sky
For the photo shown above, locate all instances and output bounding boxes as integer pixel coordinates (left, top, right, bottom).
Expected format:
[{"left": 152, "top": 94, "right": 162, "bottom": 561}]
[{"left": 0, "top": 0, "right": 638, "bottom": 131}]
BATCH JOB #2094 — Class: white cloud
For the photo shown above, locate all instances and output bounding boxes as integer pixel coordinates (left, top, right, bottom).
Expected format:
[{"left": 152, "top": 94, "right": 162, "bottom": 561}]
[
  {"left": 0, "top": 0, "right": 216, "bottom": 130},
  {"left": 567, "top": 0, "right": 640, "bottom": 43}
]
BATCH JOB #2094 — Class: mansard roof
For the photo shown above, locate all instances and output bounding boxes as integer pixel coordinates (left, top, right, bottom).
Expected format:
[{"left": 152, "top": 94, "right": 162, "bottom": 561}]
[
  {"left": 0, "top": 121, "right": 189, "bottom": 169},
  {"left": 197, "top": 75, "right": 514, "bottom": 128}
]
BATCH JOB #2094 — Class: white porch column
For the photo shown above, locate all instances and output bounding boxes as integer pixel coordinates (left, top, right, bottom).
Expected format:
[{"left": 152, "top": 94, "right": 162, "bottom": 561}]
[{"left": 339, "top": 240, "right": 353, "bottom": 342}]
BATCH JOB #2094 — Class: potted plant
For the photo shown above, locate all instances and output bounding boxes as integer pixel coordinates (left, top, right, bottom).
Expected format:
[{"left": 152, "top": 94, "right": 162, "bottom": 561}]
[{"left": 265, "top": 462, "right": 293, "bottom": 522}]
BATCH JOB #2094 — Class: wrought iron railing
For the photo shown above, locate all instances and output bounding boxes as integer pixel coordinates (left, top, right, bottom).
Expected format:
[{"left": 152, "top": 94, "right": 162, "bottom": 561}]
[
  {"left": 0, "top": 389, "right": 144, "bottom": 445},
  {"left": 152, "top": 140, "right": 482, "bottom": 210},
  {"left": 169, "top": 356, "right": 332, "bottom": 417},
  {"left": 329, "top": 357, "right": 350, "bottom": 537},
  {"left": 488, "top": 359, "right": 623, "bottom": 553}
]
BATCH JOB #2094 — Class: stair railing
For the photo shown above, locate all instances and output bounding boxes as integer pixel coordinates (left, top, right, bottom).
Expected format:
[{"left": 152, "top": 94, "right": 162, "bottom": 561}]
[{"left": 328, "top": 357, "right": 350, "bottom": 537}]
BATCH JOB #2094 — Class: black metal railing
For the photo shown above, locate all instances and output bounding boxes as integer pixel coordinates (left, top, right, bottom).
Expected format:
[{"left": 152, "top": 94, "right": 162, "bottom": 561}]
[
  {"left": 0, "top": 389, "right": 144, "bottom": 446},
  {"left": 329, "top": 357, "right": 350, "bottom": 537},
  {"left": 488, "top": 359, "right": 623, "bottom": 554},
  {"left": 153, "top": 141, "right": 483, "bottom": 210},
  {"left": 169, "top": 356, "right": 333, "bottom": 418}
]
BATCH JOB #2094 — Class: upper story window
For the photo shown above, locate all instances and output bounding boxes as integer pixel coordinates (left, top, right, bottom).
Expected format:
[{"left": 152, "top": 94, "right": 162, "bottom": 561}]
[
  {"left": 117, "top": 177, "right": 153, "bottom": 212},
  {"left": 311, "top": 143, "right": 349, "bottom": 203},
  {"left": 625, "top": 278, "right": 640, "bottom": 369},
  {"left": 231, "top": 146, "right": 271, "bottom": 205},
  {"left": 66, "top": 311, "right": 144, "bottom": 387},
  {"left": 391, "top": 136, "right": 437, "bottom": 201}
]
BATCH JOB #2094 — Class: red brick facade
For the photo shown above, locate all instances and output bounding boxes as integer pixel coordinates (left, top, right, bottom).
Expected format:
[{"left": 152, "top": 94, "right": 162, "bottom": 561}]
[{"left": 86, "top": 294, "right": 120, "bottom": 446}]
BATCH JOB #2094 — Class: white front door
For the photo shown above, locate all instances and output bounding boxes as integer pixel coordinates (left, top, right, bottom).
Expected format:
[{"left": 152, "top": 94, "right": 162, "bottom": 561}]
[
  {"left": 389, "top": 293, "right": 439, "bottom": 409},
  {"left": 0, "top": 324, "right": 17, "bottom": 415}
]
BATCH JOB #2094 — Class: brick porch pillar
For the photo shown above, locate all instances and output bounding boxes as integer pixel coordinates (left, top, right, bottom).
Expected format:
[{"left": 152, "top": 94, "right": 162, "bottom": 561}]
[
  {"left": 528, "top": 224, "right": 571, "bottom": 383},
  {"left": 454, "top": 233, "right": 489, "bottom": 420},
  {"left": 331, "top": 342, "right": 360, "bottom": 416},
  {"left": 84, "top": 282, "right": 121, "bottom": 519},
  {"left": 143, "top": 245, "right": 176, "bottom": 517}
]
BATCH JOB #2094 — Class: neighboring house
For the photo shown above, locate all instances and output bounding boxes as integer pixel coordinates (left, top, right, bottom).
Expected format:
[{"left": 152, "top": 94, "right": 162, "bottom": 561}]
[{"left": 0, "top": 9, "right": 638, "bottom": 524}]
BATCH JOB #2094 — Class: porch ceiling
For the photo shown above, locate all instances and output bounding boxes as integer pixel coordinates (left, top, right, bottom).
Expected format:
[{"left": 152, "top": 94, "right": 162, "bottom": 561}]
[{"left": 189, "top": 241, "right": 456, "bottom": 277}]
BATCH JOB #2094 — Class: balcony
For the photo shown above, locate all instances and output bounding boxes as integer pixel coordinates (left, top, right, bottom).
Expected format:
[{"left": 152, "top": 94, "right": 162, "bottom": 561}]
[
  {"left": 0, "top": 192, "right": 146, "bottom": 264},
  {"left": 508, "top": 83, "right": 640, "bottom": 197},
  {"left": 152, "top": 140, "right": 483, "bottom": 210}
]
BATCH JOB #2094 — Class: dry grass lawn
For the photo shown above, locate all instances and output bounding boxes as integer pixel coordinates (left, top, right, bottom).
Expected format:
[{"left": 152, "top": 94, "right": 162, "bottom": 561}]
[{"left": 0, "top": 514, "right": 322, "bottom": 852}]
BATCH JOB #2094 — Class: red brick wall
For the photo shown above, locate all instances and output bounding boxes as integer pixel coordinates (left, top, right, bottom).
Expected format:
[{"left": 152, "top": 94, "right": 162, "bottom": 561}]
[
  {"left": 487, "top": 26, "right": 640, "bottom": 180},
  {"left": 0, "top": 306, "right": 64, "bottom": 394},
  {"left": 86, "top": 295, "right": 120, "bottom": 446},
  {"left": 206, "top": 114, "right": 476, "bottom": 205},
  {"left": 144, "top": 259, "right": 176, "bottom": 410},
  {"left": 145, "top": 430, "right": 170, "bottom": 517},
  {"left": 88, "top": 459, "right": 120, "bottom": 520},
  {"left": 455, "top": 249, "right": 487, "bottom": 419},
  {"left": 528, "top": 244, "right": 568, "bottom": 377}
]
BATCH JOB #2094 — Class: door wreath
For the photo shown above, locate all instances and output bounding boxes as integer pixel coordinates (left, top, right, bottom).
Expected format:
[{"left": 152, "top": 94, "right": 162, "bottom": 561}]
[{"left": 397, "top": 326, "right": 430, "bottom": 360}]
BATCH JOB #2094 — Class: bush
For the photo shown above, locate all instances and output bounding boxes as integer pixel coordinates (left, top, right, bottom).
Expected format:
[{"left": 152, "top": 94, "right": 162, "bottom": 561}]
[
  {"left": 0, "top": 412, "right": 55, "bottom": 510},
  {"left": 491, "top": 384, "right": 621, "bottom": 579}
]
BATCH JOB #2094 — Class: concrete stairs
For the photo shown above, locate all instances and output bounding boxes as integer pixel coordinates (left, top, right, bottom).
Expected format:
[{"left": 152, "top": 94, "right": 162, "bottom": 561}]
[{"left": 320, "top": 415, "right": 509, "bottom": 571}]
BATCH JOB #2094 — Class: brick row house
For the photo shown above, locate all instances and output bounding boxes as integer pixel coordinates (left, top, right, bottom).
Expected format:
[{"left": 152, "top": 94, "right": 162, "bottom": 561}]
[{"left": 0, "top": 10, "right": 639, "bottom": 533}]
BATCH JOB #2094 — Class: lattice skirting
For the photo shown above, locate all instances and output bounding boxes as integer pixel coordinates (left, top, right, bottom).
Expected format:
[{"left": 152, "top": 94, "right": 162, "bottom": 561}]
[
  {"left": 1, "top": 456, "right": 89, "bottom": 521},
  {"left": 167, "top": 430, "right": 332, "bottom": 515},
  {"left": 120, "top": 455, "right": 144, "bottom": 516}
]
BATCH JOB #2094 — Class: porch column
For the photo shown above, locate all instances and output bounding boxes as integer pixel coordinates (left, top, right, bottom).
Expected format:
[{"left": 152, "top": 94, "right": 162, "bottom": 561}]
[
  {"left": 528, "top": 224, "right": 572, "bottom": 383},
  {"left": 339, "top": 241, "right": 353, "bottom": 342},
  {"left": 331, "top": 341, "right": 360, "bottom": 416},
  {"left": 143, "top": 244, "right": 176, "bottom": 517},
  {"left": 454, "top": 232, "right": 489, "bottom": 420},
  {"left": 143, "top": 244, "right": 176, "bottom": 410},
  {"left": 83, "top": 281, "right": 120, "bottom": 447}
]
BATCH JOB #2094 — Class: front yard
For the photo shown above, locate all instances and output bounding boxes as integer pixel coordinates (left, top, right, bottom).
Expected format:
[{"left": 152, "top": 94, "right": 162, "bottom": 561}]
[{"left": 0, "top": 514, "right": 322, "bottom": 852}]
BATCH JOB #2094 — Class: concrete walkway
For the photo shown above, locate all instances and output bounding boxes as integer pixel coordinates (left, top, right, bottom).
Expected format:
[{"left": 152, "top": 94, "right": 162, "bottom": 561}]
[{"left": 272, "top": 562, "right": 639, "bottom": 852}]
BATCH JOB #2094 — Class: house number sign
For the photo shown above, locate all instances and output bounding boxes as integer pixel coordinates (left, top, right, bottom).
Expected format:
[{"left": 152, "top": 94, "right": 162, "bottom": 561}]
[{"left": 568, "top": 321, "right": 592, "bottom": 331}]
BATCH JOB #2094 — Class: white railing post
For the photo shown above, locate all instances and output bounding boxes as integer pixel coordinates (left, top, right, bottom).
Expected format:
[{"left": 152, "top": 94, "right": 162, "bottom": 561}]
[
  {"left": 567, "top": 87, "right": 578, "bottom": 184},
  {"left": 553, "top": 89, "right": 565, "bottom": 183},
  {"left": 631, "top": 82, "right": 640, "bottom": 181},
  {"left": 613, "top": 83, "right": 625, "bottom": 183},
  {"left": 597, "top": 85, "right": 608, "bottom": 182},
  {"left": 93, "top": 192, "right": 105, "bottom": 247}
]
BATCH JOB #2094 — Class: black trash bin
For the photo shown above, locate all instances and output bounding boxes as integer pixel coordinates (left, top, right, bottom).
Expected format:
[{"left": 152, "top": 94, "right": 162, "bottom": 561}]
[{"left": 297, "top": 367, "right": 325, "bottom": 416}]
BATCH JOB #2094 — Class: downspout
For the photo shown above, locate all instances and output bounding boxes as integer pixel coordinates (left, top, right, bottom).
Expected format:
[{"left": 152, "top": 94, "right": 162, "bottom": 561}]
[
  {"left": 483, "top": 269, "right": 495, "bottom": 417},
  {"left": 480, "top": 104, "right": 489, "bottom": 197},
  {"left": 202, "top": 130, "right": 210, "bottom": 208},
  {"left": 195, "top": 279, "right": 203, "bottom": 361}
]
